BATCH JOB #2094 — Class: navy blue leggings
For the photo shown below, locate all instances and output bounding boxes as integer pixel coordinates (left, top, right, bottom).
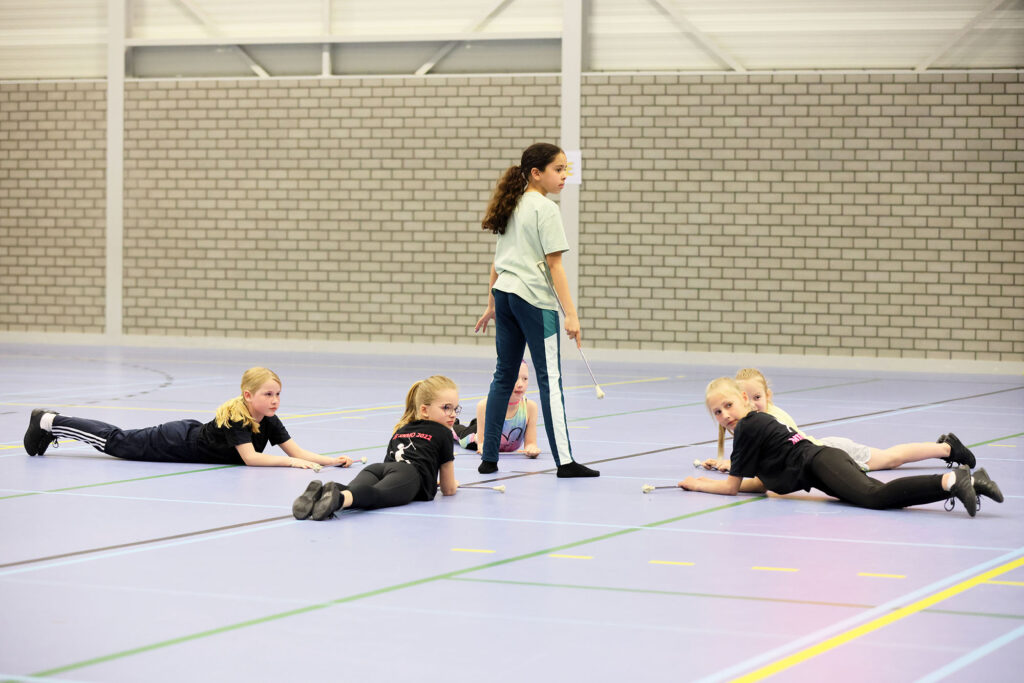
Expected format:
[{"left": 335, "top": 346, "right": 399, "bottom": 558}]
[
  {"left": 482, "top": 289, "right": 574, "bottom": 466},
  {"left": 51, "top": 415, "right": 202, "bottom": 463}
]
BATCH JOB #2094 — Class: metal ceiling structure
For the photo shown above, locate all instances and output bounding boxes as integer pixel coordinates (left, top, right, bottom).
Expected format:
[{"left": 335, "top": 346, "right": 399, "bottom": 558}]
[{"left": 1, "top": 0, "right": 1022, "bottom": 80}]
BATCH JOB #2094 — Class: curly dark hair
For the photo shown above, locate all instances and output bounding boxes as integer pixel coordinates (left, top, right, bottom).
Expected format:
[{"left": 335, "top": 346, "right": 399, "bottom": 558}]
[{"left": 481, "top": 142, "right": 563, "bottom": 235}]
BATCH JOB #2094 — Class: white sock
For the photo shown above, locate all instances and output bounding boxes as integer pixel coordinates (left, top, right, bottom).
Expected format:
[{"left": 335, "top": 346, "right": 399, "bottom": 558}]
[
  {"left": 941, "top": 472, "right": 975, "bottom": 491},
  {"left": 39, "top": 412, "right": 56, "bottom": 431}
]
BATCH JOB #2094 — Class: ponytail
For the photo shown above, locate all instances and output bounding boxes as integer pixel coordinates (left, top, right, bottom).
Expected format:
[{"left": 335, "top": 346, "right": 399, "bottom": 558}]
[
  {"left": 481, "top": 165, "right": 528, "bottom": 235},
  {"left": 481, "top": 142, "right": 563, "bottom": 235},
  {"left": 394, "top": 375, "right": 458, "bottom": 433}
]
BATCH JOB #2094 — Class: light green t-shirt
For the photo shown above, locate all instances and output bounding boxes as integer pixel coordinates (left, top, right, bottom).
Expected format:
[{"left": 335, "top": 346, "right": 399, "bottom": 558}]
[{"left": 492, "top": 191, "right": 569, "bottom": 311}]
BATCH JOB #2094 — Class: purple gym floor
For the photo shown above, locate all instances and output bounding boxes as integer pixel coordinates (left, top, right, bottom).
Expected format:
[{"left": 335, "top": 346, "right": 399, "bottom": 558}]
[{"left": 1, "top": 343, "right": 1022, "bottom": 682}]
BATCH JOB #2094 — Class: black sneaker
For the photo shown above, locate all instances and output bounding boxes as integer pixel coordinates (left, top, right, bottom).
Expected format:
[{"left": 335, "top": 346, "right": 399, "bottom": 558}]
[
  {"left": 973, "top": 468, "right": 1004, "bottom": 504},
  {"left": 556, "top": 461, "right": 600, "bottom": 478},
  {"left": 292, "top": 480, "right": 323, "bottom": 520},
  {"left": 478, "top": 460, "right": 498, "bottom": 474},
  {"left": 940, "top": 433, "right": 976, "bottom": 469},
  {"left": 311, "top": 482, "right": 347, "bottom": 521},
  {"left": 24, "top": 409, "right": 57, "bottom": 456},
  {"left": 947, "top": 466, "right": 978, "bottom": 517}
]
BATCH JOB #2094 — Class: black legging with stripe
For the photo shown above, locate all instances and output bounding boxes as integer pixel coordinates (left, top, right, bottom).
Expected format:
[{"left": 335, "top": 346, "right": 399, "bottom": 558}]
[
  {"left": 806, "top": 447, "right": 947, "bottom": 510},
  {"left": 51, "top": 415, "right": 206, "bottom": 462}
]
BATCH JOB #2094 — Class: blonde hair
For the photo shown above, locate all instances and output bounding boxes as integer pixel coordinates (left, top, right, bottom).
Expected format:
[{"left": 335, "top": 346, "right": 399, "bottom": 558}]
[
  {"left": 394, "top": 375, "right": 458, "bottom": 433},
  {"left": 705, "top": 377, "right": 747, "bottom": 459},
  {"left": 215, "top": 367, "right": 282, "bottom": 434},
  {"left": 735, "top": 368, "right": 771, "bottom": 406}
]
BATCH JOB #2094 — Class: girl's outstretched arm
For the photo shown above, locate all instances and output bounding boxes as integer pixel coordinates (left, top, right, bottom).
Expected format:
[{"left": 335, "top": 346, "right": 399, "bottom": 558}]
[
  {"left": 545, "top": 251, "right": 580, "bottom": 346},
  {"left": 438, "top": 461, "right": 458, "bottom": 496},
  {"left": 520, "top": 399, "right": 541, "bottom": 456},
  {"left": 235, "top": 442, "right": 321, "bottom": 469},
  {"left": 679, "top": 474, "right": 743, "bottom": 495},
  {"left": 280, "top": 440, "right": 352, "bottom": 467},
  {"left": 475, "top": 263, "right": 499, "bottom": 333}
]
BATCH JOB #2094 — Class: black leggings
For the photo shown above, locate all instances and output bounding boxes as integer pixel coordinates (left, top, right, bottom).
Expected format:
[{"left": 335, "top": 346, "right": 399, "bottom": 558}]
[
  {"left": 806, "top": 448, "right": 947, "bottom": 510},
  {"left": 347, "top": 462, "right": 422, "bottom": 510}
]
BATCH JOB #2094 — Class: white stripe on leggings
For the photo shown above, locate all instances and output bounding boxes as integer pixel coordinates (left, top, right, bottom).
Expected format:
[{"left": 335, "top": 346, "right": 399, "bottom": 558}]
[
  {"left": 51, "top": 426, "right": 107, "bottom": 451},
  {"left": 543, "top": 330, "right": 573, "bottom": 465}
]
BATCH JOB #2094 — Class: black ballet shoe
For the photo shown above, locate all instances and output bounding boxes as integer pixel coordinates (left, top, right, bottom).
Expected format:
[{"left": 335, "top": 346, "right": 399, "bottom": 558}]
[
  {"left": 940, "top": 433, "right": 977, "bottom": 469},
  {"left": 973, "top": 468, "right": 1004, "bottom": 504},
  {"left": 24, "top": 409, "right": 58, "bottom": 456},
  {"left": 945, "top": 466, "right": 978, "bottom": 517},
  {"left": 478, "top": 460, "right": 498, "bottom": 474},
  {"left": 292, "top": 480, "right": 323, "bottom": 520},
  {"left": 311, "top": 482, "right": 347, "bottom": 521},
  {"left": 556, "top": 461, "right": 600, "bottom": 478}
]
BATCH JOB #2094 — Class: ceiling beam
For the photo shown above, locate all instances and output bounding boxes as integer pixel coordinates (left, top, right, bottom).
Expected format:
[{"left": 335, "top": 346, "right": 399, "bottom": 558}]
[
  {"left": 647, "top": 0, "right": 745, "bottom": 72},
  {"left": 414, "top": 0, "right": 515, "bottom": 76},
  {"left": 171, "top": 0, "right": 270, "bottom": 77},
  {"left": 915, "top": 0, "right": 1007, "bottom": 71}
]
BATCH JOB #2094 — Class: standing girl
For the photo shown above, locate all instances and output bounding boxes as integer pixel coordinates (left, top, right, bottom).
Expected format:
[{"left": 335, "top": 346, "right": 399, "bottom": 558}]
[
  {"left": 23, "top": 367, "right": 350, "bottom": 470},
  {"left": 700, "top": 368, "right": 976, "bottom": 472},
  {"left": 474, "top": 142, "right": 599, "bottom": 478},
  {"left": 293, "top": 375, "right": 459, "bottom": 521},
  {"left": 452, "top": 361, "right": 541, "bottom": 457},
  {"left": 680, "top": 378, "right": 1003, "bottom": 516}
]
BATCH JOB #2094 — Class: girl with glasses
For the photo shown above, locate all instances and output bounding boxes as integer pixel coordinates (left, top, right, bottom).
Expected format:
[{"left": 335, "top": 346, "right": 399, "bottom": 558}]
[{"left": 293, "top": 375, "right": 460, "bottom": 521}]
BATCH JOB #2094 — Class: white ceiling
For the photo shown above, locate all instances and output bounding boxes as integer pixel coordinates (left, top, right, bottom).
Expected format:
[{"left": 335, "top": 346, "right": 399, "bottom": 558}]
[{"left": 1, "top": 0, "right": 1022, "bottom": 79}]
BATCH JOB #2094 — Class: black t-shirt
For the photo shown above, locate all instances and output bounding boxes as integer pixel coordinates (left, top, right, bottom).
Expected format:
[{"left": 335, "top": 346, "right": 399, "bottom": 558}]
[
  {"left": 728, "top": 411, "right": 824, "bottom": 495},
  {"left": 384, "top": 419, "right": 455, "bottom": 500},
  {"left": 193, "top": 414, "right": 292, "bottom": 465}
]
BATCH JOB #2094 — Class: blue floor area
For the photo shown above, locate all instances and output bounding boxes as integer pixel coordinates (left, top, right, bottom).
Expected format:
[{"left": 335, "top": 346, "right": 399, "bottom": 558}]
[{"left": 1, "top": 343, "right": 1022, "bottom": 682}]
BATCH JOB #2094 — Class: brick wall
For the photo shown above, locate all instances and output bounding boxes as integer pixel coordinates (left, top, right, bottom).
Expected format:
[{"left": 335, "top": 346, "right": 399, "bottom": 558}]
[
  {"left": 579, "top": 72, "right": 1024, "bottom": 360},
  {"left": 0, "top": 81, "right": 106, "bottom": 332},
  {"left": 2, "top": 72, "right": 1022, "bottom": 361},
  {"left": 122, "top": 76, "right": 559, "bottom": 342}
]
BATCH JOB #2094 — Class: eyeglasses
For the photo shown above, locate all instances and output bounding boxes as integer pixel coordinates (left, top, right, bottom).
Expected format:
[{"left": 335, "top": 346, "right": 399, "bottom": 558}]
[{"left": 440, "top": 403, "right": 462, "bottom": 417}]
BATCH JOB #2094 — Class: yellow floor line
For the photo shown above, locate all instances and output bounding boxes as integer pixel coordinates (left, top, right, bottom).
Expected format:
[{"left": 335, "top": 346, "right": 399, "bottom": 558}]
[
  {"left": 985, "top": 580, "right": 1024, "bottom": 586},
  {"left": 451, "top": 548, "right": 496, "bottom": 554},
  {"left": 752, "top": 566, "right": 799, "bottom": 572},
  {"left": 857, "top": 573, "right": 906, "bottom": 579},
  {"left": 549, "top": 554, "right": 593, "bottom": 560},
  {"left": 731, "top": 554, "right": 1024, "bottom": 682},
  {"left": 650, "top": 560, "right": 695, "bottom": 566}
]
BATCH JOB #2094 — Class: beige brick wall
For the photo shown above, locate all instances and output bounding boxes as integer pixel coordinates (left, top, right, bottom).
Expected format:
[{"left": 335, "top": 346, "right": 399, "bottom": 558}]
[
  {"left": 2, "top": 72, "right": 1022, "bottom": 361},
  {"left": 122, "top": 76, "right": 559, "bottom": 342},
  {"left": 0, "top": 81, "right": 106, "bottom": 332},
  {"left": 580, "top": 72, "right": 1024, "bottom": 360}
]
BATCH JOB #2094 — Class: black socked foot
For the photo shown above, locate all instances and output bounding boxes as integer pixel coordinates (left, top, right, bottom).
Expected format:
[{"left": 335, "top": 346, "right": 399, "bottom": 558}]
[
  {"left": 292, "top": 480, "right": 323, "bottom": 520},
  {"left": 973, "top": 467, "right": 1004, "bottom": 504},
  {"left": 478, "top": 460, "right": 498, "bottom": 474},
  {"left": 949, "top": 466, "right": 978, "bottom": 517},
  {"left": 556, "top": 461, "right": 600, "bottom": 478},
  {"left": 24, "top": 409, "right": 57, "bottom": 456},
  {"left": 940, "top": 432, "right": 976, "bottom": 469}
]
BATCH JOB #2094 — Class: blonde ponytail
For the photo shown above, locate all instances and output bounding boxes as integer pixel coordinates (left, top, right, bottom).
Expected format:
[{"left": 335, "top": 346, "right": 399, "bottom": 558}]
[{"left": 394, "top": 375, "right": 458, "bottom": 433}]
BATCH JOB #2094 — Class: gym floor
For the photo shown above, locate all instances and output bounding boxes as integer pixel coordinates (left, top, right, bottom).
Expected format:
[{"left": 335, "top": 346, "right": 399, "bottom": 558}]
[{"left": 1, "top": 343, "right": 1022, "bottom": 682}]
